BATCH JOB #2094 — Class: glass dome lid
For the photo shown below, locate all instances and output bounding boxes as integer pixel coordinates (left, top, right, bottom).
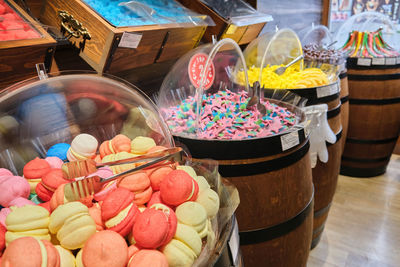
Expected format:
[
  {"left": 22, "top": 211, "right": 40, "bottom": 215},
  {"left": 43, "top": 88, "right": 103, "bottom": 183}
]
[
  {"left": 157, "top": 38, "right": 251, "bottom": 139},
  {"left": 334, "top": 11, "right": 400, "bottom": 51},
  {"left": 300, "top": 25, "right": 333, "bottom": 47},
  {"left": 0, "top": 71, "right": 174, "bottom": 174}
]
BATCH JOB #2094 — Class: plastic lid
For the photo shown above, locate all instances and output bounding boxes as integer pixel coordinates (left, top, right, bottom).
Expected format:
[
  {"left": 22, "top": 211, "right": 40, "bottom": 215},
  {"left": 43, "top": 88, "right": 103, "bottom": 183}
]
[
  {"left": 300, "top": 25, "right": 333, "bottom": 47},
  {"left": 157, "top": 38, "right": 251, "bottom": 139},
  {"left": 334, "top": 11, "right": 400, "bottom": 51},
  {"left": 0, "top": 72, "right": 174, "bottom": 174},
  {"left": 82, "top": 0, "right": 213, "bottom": 27},
  {"left": 199, "top": 0, "right": 272, "bottom": 26}
]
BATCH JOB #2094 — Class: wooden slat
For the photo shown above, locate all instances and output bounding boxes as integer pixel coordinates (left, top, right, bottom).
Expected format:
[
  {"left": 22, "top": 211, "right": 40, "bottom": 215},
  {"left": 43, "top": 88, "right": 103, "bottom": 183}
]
[{"left": 308, "top": 155, "right": 400, "bottom": 267}]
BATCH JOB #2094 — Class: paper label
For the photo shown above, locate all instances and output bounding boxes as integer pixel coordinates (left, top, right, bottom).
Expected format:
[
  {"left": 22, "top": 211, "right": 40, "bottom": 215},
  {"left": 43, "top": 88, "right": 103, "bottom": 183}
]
[
  {"left": 226, "top": 24, "right": 238, "bottom": 35},
  {"left": 357, "top": 58, "right": 371, "bottom": 66},
  {"left": 397, "top": 57, "right": 400, "bottom": 64},
  {"left": 188, "top": 53, "right": 215, "bottom": 90},
  {"left": 228, "top": 218, "right": 240, "bottom": 266},
  {"left": 372, "top": 57, "right": 385, "bottom": 65},
  {"left": 281, "top": 131, "right": 300, "bottom": 151},
  {"left": 386, "top": 57, "right": 397, "bottom": 65},
  {"left": 317, "top": 83, "right": 339, "bottom": 98},
  {"left": 118, "top": 32, "right": 142, "bottom": 49}
]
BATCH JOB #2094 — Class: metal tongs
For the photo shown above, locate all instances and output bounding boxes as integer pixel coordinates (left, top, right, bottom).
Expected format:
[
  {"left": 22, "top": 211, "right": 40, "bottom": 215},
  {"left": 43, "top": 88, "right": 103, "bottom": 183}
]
[{"left": 62, "top": 147, "right": 183, "bottom": 201}]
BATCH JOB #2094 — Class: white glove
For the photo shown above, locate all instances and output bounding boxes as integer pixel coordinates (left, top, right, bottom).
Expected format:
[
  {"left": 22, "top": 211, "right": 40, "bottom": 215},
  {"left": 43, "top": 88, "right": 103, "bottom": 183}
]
[{"left": 303, "top": 104, "right": 336, "bottom": 168}]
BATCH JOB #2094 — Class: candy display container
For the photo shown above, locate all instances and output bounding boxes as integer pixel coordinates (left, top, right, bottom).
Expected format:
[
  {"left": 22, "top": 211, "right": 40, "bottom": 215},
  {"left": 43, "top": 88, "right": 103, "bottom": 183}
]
[
  {"left": 40, "top": 0, "right": 211, "bottom": 73},
  {"left": 157, "top": 38, "right": 313, "bottom": 267},
  {"left": 244, "top": 28, "right": 343, "bottom": 249},
  {"left": 0, "top": 71, "right": 241, "bottom": 267},
  {"left": 334, "top": 12, "right": 400, "bottom": 178},
  {"left": 178, "top": 0, "right": 272, "bottom": 45},
  {"left": 0, "top": 0, "right": 56, "bottom": 90},
  {"left": 300, "top": 24, "right": 348, "bottom": 156}
]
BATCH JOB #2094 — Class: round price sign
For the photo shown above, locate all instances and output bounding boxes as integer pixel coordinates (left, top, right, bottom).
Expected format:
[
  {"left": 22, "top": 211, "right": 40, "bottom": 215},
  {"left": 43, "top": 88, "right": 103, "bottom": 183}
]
[{"left": 188, "top": 53, "right": 215, "bottom": 90}]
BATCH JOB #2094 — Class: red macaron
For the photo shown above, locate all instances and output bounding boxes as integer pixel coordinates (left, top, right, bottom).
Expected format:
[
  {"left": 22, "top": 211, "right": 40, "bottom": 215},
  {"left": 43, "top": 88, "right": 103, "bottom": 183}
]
[
  {"left": 132, "top": 204, "right": 177, "bottom": 249},
  {"left": 160, "top": 170, "right": 199, "bottom": 206},
  {"left": 23, "top": 157, "right": 51, "bottom": 179},
  {"left": 101, "top": 187, "right": 140, "bottom": 237},
  {"left": 0, "top": 224, "right": 5, "bottom": 255}
]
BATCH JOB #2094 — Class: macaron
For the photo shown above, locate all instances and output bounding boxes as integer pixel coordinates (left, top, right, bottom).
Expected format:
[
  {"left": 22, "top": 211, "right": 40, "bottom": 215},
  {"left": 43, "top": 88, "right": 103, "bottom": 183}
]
[
  {"left": 0, "top": 208, "right": 10, "bottom": 228},
  {"left": 101, "top": 187, "right": 139, "bottom": 237},
  {"left": 176, "top": 166, "right": 211, "bottom": 192},
  {"left": 174, "top": 223, "right": 202, "bottom": 256},
  {"left": 50, "top": 184, "right": 93, "bottom": 211},
  {"left": 131, "top": 136, "right": 156, "bottom": 154},
  {"left": 160, "top": 170, "right": 199, "bottom": 206},
  {"left": 147, "top": 191, "right": 172, "bottom": 209},
  {"left": 117, "top": 172, "right": 152, "bottom": 205},
  {"left": 45, "top": 157, "right": 64, "bottom": 169},
  {"left": 102, "top": 152, "right": 136, "bottom": 174},
  {"left": 195, "top": 188, "right": 220, "bottom": 218},
  {"left": 161, "top": 239, "right": 196, "bottom": 267},
  {"left": 55, "top": 245, "right": 76, "bottom": 267},
  {"left": 0, "top": 168, "right": 12, "bottom": 177},
  {"left": 8, "top": 197, "right": 34, "bottom": 207},
  {"left": 132, "top": 203, "right": 177, "bottom": 249},
  {"left": 88, "top": 203, "right": 104, "bottom": 231},
  {"left": 35, "top": 182, "right": 53, "bottom": 202},
  {"left": 1, "top": 237, "right": 60, "bottom": 267},
  {"left": 49, "top": 201, "right": 96, "bottom": 250},
  {"left": 150, "top": 203, "right": 177, "bottom": 246},
  {"left": 38, "top": 169, "right": 70, "bottom": 201},
  {"left": 145, "top": 165, "right": 174, "bottom": 191},
  {"left": 82, "top": 230, "right": 128, "bottom": 267},
  {"left": 176, "top": 201, "right": 208, "bottom": 238},
  {"left": 0, "top": 224, "right": 5, "bottom": 255},
  {"left": 93, "top": 180, "right": 117, "bottom": 202},
  {"left": 67, "top": 134, "right": 98, "bottom": 161},
  {"left": 23, "top": 157, "right": 51, "bottom": 193},
  {"left": 0, "top": 175, "right": 30, "bottom": 207},
  {"left": 128, "top": 249, "right": 168, "bottom": 267},
  {"left": 111, "top": 134, "right": 131, "bottom": 153},
  {"left": 5, "top": 205, "right": 50, "bottom": 245},
  {"left": 46, "top": 143, "right": 71, "bottom": 161}
]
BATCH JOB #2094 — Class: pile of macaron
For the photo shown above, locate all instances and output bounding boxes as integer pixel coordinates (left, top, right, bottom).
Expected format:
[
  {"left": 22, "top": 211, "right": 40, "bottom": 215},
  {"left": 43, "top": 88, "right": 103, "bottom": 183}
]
[
  {"left": 0, "top": 133, "right": 220, "bottom": 267},
  {"left": 0, "top": 0, "right": 41, "bottom": 41}
]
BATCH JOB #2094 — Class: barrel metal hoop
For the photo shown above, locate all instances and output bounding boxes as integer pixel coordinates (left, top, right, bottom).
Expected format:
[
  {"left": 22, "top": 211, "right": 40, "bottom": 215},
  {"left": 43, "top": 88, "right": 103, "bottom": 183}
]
[
  {"left": 339, "top": 72, "right": 348, "bottom": 79},
  {"left": 340, "top": 165, "right": 387, "bottom": 178},
  {"left": 327, "top": 104, "right": 341, "bottom": 119},
  {"left": 326, "top": 130, "right": 342, "bottom": 147},
  {"left": 314, "top": 202, "right": 332, "bottom": 218},
  {"left": 349, "top": 97, "right": 400, "bottom": 105},
  {"left": 346, "top": 137, "right": 398, "bottom": 145},
  {"left": 219, "top": 140, "right": 310, "bottom": 177},
  {"left": 348, "top": 73, "right": 400, "bottom": 81},
  {"left": 340, "top": 95, "right": 349, "bottom": 104},
  {"left": 239, "top": 189, "right": 314, "bottom": 246},
  {"left": 341, "top": 155, "right": 391, "bottom": 163}
]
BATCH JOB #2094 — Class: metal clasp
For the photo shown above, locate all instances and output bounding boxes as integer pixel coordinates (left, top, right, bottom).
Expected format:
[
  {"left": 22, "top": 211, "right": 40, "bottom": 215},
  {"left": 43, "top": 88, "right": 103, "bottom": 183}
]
[{"left": 58, "top": 10, "right": 91, "bottom": 51}]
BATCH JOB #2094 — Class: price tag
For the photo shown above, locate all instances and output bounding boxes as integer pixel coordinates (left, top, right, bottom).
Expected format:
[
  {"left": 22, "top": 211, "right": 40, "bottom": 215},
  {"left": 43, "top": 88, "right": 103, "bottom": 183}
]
[
  {"left": 372, "top": 57, "right": 385, "bottom": 65},
  {"left": 228, "top": 218, "right": 240, "bottom": 266},
  {"left": 357, "top": 58, "right": 371, "bottom": 66},
  {"left": 188, "top": 53, "right": 215, "bottom": 90},
  {"left": 385, "top": 57, "right": 396, "bottom": 65},
  {"left": 118, "top": 32, "right": 142, "bottom": 49},
  {"left": 281, "top": 131, "right": 300, "bottom": 151},
  {"left": 317, "top": 83, "right": 339, "bottom": 98}
]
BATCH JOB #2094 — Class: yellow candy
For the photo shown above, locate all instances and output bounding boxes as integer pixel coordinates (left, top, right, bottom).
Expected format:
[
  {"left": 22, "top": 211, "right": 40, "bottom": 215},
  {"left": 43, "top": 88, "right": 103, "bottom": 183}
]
[{"left": 238, "top": 65, "right": 329, "bottom": 89}]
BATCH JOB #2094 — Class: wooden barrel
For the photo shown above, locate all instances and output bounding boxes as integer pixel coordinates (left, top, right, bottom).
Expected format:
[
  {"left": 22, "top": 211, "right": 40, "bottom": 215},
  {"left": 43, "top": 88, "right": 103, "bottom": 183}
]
[
  {"left": 341, "top": 61, "right": 400, "bottom": 177},
  {"left": 174, "top": 102, "right": 313, "bottom": 267},
  {"left": 339, "top": 71, "right": 349, "bottom": 153},
  {"left": 289, "top": 81, "right": 343, "bottom": 249}
]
